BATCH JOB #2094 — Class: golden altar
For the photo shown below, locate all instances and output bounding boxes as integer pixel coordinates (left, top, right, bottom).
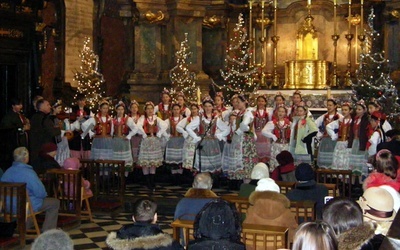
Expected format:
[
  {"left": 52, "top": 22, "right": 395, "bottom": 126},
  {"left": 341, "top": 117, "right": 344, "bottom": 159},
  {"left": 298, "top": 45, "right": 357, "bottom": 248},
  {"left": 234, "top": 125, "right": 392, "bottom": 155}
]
[{"left": 284, "top": 60, "right": 332, "bottom": 89}]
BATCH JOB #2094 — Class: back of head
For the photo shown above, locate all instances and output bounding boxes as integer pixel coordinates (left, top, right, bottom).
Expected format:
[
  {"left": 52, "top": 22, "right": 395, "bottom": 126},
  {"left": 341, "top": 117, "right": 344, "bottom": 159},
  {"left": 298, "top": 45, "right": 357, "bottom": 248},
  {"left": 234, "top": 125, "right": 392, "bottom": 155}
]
[
  {"left": 132, "top": 198, "right": 157, "bottom": 223},
  {"left": 13, "top": 147, "right": 29, "bottom": 163},
  {"left": 63, "top": 158, "right": 80, "bottom": 170},
  {"left": 193, "top": 199, "right": 241, "bottom": 242},
  {"left": 255, "top": 178, "right": 280, "bottom": 193},
  {"left": 276, "top": 150, "right": 294, "bottom": 166},
  {"left": 193, "top": 172, "right": 213, "bottom": 189},
  {"left": 292, "top": 221, "right": 338, "bottom": 250},
  {"left": 251, "top": 163, "right": 270, "bottom": 180},
  {"left": 374, "top": 149, "right": 398, "bottom": 179},
  {"left": 31, "top": 229, "right": 74, "bottom": 250},
  {"left": 295, "top": 163, "right": 315, "bottom": 182},
  {"left": 322, "top": 197, "right": 363, "bottom": 235}
]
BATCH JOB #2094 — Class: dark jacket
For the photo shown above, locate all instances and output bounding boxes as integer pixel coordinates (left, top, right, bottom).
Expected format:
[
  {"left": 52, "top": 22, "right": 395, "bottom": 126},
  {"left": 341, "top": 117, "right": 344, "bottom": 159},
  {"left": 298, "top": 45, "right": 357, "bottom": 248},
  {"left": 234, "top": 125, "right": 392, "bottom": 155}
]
[
  {"left": 29, "top": 112, "right": 61, "bottom": 162},
  {"left": 338, "top": 222, "right": 384, "bottom": 250},
  {"left": 32, "top": 153, "right": 61, "bottom": 176},
  {"left": 106, "top": 223, "right": 183, "bottom": 250},
  {"left": 68, "top": 105, "right": 92, "bottom": 151},
  {"left": 0, "top": 111, "right": 29, "bottom": 147},
  {"left": 188, "top": 239, "right": 245, "bottom": 250},
  {"left": 174, "top": 188, "right": 218, "bottom": 221},
  {"left": 348, "top": 113, "right": 369, "bottom": 151},
  {"left": 286, "top": 180, "right": 328, "bottom": 219},
  {"left": 377, "top": 139, "right": 400, "bottom": 156}
]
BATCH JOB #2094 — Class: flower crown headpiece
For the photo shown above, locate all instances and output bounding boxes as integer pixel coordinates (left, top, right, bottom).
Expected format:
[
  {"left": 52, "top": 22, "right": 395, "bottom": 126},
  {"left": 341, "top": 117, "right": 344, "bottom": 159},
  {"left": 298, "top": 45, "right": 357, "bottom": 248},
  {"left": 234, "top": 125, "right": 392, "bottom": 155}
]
[
  {"left": 130, "top": 100, "right": 139, "bottom": 107},
  {"left": 161, "top": 88, "right": 170, "bottom": 96},
  {"left": 357, "top": 99, "right": 366, "bottom": 108},
  {"left": 202, "top": 95, "right": 214, "bottom": 105},
  {"left": 115, "top": 101, "right": 125, "bottom": 109},
  {"left": 215, "top": 92, "right": 224, "bottom": 100},
  {"left": 99, "top": 99, "right": 109, "bottom": 106},
  {"left": 144, "top": 101, "right": 155, "bottom": 109},
  {"left": 341, "top": 102, "right": 352, "bottom": 108},
  {"left": 293, "top": 90, "right": 302, "bottom": 95},
  {"left": 52, "top": 99, "right": 62, "bottom": 108}
]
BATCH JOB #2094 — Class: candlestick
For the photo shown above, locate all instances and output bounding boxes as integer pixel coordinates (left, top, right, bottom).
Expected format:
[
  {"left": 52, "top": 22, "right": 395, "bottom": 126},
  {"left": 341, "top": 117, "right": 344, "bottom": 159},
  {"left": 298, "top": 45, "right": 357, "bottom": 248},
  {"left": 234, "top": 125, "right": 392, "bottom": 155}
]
[
  {"left": 197, "top": 87, "right": 201, "bottom": 105},
  {"left": 274, "top": 0, "right": 277, "bottom": 36},
  {"left": 327, "top": 86, "right": 332, "bottom": 99},
  {"left": 360, "top": 0, "right": 364, "bottom": 35},
  {"left": 308, "top": 0, "right": 311, "bottom": 6}
]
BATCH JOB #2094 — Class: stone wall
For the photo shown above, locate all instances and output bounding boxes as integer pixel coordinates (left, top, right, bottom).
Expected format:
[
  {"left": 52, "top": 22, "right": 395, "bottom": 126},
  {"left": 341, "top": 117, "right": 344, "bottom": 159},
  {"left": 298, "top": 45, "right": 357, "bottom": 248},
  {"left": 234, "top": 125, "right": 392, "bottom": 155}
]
[{"left": 64, "top": 0, "right": 94, "bottom": 86}]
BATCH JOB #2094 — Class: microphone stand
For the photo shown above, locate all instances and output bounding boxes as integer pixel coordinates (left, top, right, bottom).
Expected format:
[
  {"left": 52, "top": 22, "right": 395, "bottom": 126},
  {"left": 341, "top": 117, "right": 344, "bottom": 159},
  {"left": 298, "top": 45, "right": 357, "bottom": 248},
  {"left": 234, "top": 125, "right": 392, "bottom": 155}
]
[{"left": 195, "top": 118, "right": 213, "bottom": 173}]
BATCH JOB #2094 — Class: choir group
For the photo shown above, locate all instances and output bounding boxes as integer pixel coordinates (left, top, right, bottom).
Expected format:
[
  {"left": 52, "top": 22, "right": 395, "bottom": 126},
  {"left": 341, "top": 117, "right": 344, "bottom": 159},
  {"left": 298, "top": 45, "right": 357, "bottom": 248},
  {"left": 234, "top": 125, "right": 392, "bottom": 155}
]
[{"left": 54, "top": 90, "right": 391, "bottom": 186}]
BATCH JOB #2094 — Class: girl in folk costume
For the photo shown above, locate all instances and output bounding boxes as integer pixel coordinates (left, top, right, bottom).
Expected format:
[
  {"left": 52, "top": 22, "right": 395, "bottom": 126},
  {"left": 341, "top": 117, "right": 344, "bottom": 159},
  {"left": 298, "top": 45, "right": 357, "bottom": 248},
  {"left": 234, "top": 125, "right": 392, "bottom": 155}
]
[
  {"left": 69, "top": 94, "right": 92, "bottom": 160},
  {"left": 186, "top": 97, "right": 229, "bottom": 172},
  {"left": 154, "top": 88, "right": 172, "bottom": 120},
  {"left": 81, "top": 100, "right": 114, "bottom": 160},
  {"left": 289, "top": 106, "right": 318, "bottom": 164},
  {"left": 177, "top": 103, "right": 200, "bottom": 170},
  {"left": 112, "top": 101, "right": 138, "bottom": 169},
  {"left": 289, "top": 90, "right": 305, "bottom": 121},
  {"left": 214, "top": 92, "right": 227, "bottom": 112},
  {"left": 270, "top": 93, "right": 287, "bottom": 121},
  {"left": 348, "top": 100, "right": 369, "bottom": 175},
  {"left": 223, "top": 94, "right": 240, "bottom": 122},
  {"left": 137, "top": 102, "right": 168, "bottom": 189},
  {"left": 253, "top": 95, "right": 271, "bottom": 162},
  {"left": 223, "top": 95, "right": 258, "bottom": 180},
  {"left": 50, "top": 100, "right": 72, "bottom": 166},
  {"left": 367, "top": 100, "right": 392, "bottom": 133},
  {"left": 176, "top": 92, "right": 191, "bottom": 118},
  {"left": 315, "top": 99, "right": 343, "bottom": 167},
  {"left": 326, "top": 102, "right": 353, "bottom": 170},
  {"left": 165, "top": 104, "right": 185, "bottom": 174},
  {"left": 262, "top": 104, "right": 291, "bottom": 170},
  {"left": 129, "top": 100, "right": 141, "bottom": 165},
  {"left": 221, "top": 112, "right": 238, "bottom": 172},
  {"left": 367, "top": 111, "right": 387, "bottom": 157}
]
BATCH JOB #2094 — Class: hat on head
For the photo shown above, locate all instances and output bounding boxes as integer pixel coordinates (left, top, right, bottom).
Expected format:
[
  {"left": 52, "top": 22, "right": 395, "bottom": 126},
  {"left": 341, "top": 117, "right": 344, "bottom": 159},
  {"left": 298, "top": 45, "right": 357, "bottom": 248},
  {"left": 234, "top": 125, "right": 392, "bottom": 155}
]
[
  {"left": 251, "top": 163, "right": 270, "bottom": 180},
  {"left": 276, "top": 150, "right": 294, "bottom": 166},
  {"left": 255, "top": 178, "right": 280, "bottom": 193},
  {"left": 63, "top": 158, "right": 80, "bottom": 170},
  {"left": 358, "top": 187, "right": 396, "bottom": 221},
  {"left": 41, "top": 143, "right": 57, "bottom": 154},
  {"left": 371, "top": 111, "right": 386, "bottom": 121},
  {"left": 295, "top": 163, "right": 315, "bottom": 181}
]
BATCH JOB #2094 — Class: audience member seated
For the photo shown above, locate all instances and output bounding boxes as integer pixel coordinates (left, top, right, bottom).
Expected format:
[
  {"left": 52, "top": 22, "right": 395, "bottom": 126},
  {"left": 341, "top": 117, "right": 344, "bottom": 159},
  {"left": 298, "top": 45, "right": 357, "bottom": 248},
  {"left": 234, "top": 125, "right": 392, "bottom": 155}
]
[
  {"left": 31, "top": 229, "right": 74, "bottom": 250},
  {"left": 286, "top": 163, "right": 328, "bottom": 219},
  {"left": 292, "top": 221, "right": 338, "bottom": 250},
  {"left": 322, "top": 196, "right": 387, "bottom": 250},
  {"left": 106, "top": 198, "right": 182, "bottom": 250},
  {"left": 363, "top": 149, "right": 400, "bottom": 192},
  {"left": 63, "top": 157, "right": 93, "bottom": 197},
  {"left": 173, "top": 172, "right": 218, "bottom": 221},
  {"left": 188, "top": 199, "right": 245, "bottom": 250},
  {"left": 238, "top": 162, "right": 269, "bottom": 197},
  {"left": 1, "top": 147, "right": 60, "bottom": 232},
  {"left": 377, "top": 129, "right": 400, "bottom": 156},
  {"left": 243, "top": 178, "right": 298, "bottom": 242},
  {"left": 270, "top": 150, "right": 296, "bottom": 182},
  {"left": 32, "top": 142, "right": 61, "bottom": 176}
]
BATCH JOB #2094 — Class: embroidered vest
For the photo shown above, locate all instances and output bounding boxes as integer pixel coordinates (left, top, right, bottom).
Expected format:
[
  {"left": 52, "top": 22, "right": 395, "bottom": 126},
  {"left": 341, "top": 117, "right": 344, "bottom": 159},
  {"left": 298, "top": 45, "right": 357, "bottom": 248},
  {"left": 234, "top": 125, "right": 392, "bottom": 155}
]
[
  {"left": 253, "top": 109, "right": 269, "bottom": 131},
  {"left": 198, "top": 115, "right": 217, "bottom": 138},
  {"left": 143, "top": 117, "right": 158, "bottom": 136},
  {"left": 169, "top": 117, "right": 182, "bottom": 137},
  {"left": 113, "top": 116, "right": 129, "bottom": 137},
  {"left": 273, "top": 119, "right": 291, "bottom": 143},
  {"left": 95, "top": 115, "right": 112, "bottom": 136},
  {"left": 157, "top": 103, "right": 171, "bottom": 120},
  {"left": 338, "top": 120, "right": 351, "bottom": 141}
]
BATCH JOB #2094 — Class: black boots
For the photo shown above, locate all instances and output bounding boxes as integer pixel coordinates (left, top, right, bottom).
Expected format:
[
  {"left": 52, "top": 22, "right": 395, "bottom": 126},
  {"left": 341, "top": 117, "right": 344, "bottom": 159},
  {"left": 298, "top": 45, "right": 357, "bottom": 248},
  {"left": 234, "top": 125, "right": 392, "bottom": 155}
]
[{"left": 145, "top": 174, "right": 156, "bottom": 191}]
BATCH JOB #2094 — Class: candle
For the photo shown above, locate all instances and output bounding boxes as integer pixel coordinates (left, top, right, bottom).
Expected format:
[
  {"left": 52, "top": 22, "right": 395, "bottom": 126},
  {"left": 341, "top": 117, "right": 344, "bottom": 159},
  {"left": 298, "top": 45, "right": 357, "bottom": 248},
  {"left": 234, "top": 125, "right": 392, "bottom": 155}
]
[
  {"left": 360, "top": 0, "right": 364, "bottom": 35},
  {"left": 274, "top": 0, "right": 277, "bottom": 36},
  {"left": 274, "top": 0, "right": 277, "bottom": 8},
  {"left": 308, "top": 0, "right": 311, "bottom": 6},
  {"left": 334, "top": 0, "right": 337, "bottom": 34},
  {"left": 327, "top": 87, "right": 331, "bottom": 99},
  {"left": 197, "top": 87, "right": 201, "bottom": 105},
  {"left": 348, "top": 0, "right": 352, "bottom": 33}
]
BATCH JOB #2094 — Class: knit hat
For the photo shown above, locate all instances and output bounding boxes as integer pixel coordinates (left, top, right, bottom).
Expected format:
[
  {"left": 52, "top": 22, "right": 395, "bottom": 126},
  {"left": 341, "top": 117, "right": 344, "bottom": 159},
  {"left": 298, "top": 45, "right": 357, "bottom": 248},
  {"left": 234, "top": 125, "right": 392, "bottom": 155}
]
[
  {"left": 63, "top": 158, "right": 80, "bottom": 170},
  {"left": 251, "top": 163, "right": 270, "bottom": 180},
  {"left": 41, "top": 143, "right": 57, "bottom": 154},
  {"left": 358, "top": 187, "right": 396, "bottom": 221},
  {"left": 255, "top": 178, "right": 280, "bottom": 193},
  {"left": 276, "top": 150, "right": 294, "bottom": 166},
  {"left": 295, "top": 163, "right": 315, "bottom": 181}
]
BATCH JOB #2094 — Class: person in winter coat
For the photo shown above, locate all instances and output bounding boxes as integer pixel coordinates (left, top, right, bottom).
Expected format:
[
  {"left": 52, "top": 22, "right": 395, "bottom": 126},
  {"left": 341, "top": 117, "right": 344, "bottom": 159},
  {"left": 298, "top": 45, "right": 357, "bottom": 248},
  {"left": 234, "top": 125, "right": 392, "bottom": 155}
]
[
  {"left": 188, "top": 199, "right": 245, "bottom": 250},
  {"left": 106, "top": 198, "right": 182, "bottom": 250}
]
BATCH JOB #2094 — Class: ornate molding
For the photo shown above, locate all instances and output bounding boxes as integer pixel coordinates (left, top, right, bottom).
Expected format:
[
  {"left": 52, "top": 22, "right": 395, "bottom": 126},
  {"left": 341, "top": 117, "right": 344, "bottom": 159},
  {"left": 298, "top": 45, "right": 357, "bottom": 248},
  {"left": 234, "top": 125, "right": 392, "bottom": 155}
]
[
  {"left": 142, "top": 10, "right": 166, "bottom": 24},
  {"left": 0, "top": 28, "right": 24, "bottom": 38},
  {"left": 203, "top": 15, "right": 226, "bottom": 29}
]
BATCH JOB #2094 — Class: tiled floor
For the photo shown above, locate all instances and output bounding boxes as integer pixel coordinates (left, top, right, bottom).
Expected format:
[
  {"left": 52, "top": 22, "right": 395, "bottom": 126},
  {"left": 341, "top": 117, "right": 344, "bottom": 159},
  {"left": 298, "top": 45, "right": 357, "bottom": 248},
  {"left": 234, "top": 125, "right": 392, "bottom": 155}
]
[{"left": 26, "top": 181, "right": 238, "bottom": 249}]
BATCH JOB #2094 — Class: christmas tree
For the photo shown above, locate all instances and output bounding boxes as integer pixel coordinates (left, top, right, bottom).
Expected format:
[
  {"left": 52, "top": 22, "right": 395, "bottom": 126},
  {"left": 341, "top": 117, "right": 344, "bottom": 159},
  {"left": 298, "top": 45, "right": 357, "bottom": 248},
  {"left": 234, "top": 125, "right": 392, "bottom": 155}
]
[
  {"left": 169, "top": 33, "right": 197, "bottom": 103},
  {"left": 73, "top": 37, "right": 105, "bottom": 110},
  {"left": 213, "top": 13, "right": 259, "bottom": 101},
  {"left": 352, "top": 8, "right": 400, "bottom": 120}
]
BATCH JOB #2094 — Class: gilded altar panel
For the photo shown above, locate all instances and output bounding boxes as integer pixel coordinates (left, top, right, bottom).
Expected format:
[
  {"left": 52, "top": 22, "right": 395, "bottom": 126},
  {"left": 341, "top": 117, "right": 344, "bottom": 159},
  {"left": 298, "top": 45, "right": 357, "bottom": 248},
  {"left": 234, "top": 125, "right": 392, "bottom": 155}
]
[{"left": 284, "top": 60, "right": 331, "bottom": 89}]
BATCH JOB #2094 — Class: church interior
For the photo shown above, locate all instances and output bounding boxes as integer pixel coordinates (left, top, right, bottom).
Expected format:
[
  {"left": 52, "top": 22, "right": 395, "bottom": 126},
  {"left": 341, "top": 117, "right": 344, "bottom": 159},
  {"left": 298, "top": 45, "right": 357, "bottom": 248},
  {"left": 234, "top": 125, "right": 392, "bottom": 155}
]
[{"left": 1, "top": 0, "right": 400, "bottom": 249}]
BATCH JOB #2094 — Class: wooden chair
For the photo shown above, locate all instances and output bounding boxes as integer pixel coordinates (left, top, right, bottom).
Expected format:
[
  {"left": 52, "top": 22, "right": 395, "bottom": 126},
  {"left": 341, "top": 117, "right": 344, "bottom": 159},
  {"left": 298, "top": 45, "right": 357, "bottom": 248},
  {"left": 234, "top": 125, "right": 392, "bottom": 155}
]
[
  {"left": 46, "top": 169, "right": 82, "bottom": 220},
  {"left": 316, "top": 169, "right": 352, "bottom": 198},
  {"left": 221, "top": 195, "right": 250, "bottom": 215},
  {"left": 26, "top": 191, "right": 44, "bottom": 236},
  {"left": 290, "top": 201, "right": 316, "bottom": 224},
  {"left": 242, "top": 223, "right": 288, "bottom": 250},
  {"left": 323, "top": 183, "right": 338, "bottom": 197},
  {"left": 171, "top": 219, "right": 194, "bottom": 249},
  {"left": 276, "top": 181, "right": 295, "bottom": 195},
  {"left": 0, "top": 182, "right": 26, "bottom": 249}
]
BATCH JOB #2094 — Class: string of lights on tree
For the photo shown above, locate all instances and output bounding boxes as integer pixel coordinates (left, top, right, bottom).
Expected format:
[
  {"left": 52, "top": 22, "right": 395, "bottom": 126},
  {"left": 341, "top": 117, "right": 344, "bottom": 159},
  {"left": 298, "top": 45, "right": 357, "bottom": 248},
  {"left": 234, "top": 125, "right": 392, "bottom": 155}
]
[
  {"left": 351, "top": 7, "right": 400, "bottom": 120},
  {"left": 212, "top": 13, "right": 259, "bottom": 101},
  {"left": 73, "top": 37, "right": 106, "bottom": 110},
  {"left": 169, "top": 33, "right": 197, "bottom": 103}
]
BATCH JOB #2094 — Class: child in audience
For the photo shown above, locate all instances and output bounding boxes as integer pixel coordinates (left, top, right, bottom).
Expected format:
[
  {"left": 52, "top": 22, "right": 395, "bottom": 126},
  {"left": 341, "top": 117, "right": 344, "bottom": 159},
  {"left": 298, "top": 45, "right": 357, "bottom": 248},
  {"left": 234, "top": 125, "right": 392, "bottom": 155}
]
[{"left": 63, "top": 157, "right": 92, "bottom": 197}]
